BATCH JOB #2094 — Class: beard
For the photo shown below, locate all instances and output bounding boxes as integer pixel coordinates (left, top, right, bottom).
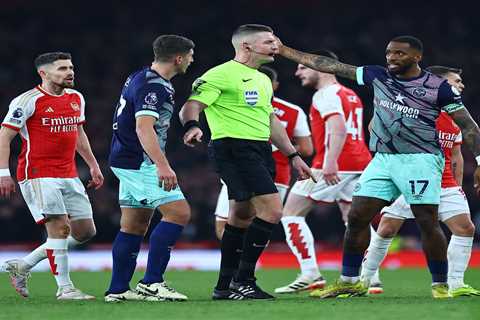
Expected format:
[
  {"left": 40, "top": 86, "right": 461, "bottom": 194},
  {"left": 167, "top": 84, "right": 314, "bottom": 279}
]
[
  {"left": 388, "top": 63, "right": 412, "bottom": 75},
  {"left": 62, "top": 80, "right": 75, "bottom": 88}
]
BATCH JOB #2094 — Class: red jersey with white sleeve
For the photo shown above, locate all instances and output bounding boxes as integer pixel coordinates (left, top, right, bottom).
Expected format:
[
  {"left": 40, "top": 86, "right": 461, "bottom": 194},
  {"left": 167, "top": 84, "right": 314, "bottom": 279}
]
[
  {"left": 1, "top": 86, "right": 85, "bottom": 181},
  {"left": 436, "top": 111, "right": 462, "bottom": 188},
  {"left": 271, "top": 97, "right": 310, "bottom": 186},
  {"left": 310, "top": 84, "right": 371, "bottom": 171}
]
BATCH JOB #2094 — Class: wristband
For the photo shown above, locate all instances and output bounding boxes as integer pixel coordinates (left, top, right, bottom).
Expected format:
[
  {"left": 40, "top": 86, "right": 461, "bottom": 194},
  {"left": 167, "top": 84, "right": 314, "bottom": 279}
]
[
  {"left": 183, "top": 120, "right": 200, "bottom": 134},
  {"left": 287, "top": 151, "right": 301, "bottom": 160},
  {"left": 0, "top": 168, "right": 10, "bottom": 177},
  {"left": 476, "top": 155, "right": 480, "bottom": 166}
]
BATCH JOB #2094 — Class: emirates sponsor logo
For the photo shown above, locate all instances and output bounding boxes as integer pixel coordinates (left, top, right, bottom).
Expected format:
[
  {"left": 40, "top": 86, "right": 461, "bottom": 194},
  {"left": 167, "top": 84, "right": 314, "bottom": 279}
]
[{"left": 41, "top": 116, "right": 81, "bottom": 133}]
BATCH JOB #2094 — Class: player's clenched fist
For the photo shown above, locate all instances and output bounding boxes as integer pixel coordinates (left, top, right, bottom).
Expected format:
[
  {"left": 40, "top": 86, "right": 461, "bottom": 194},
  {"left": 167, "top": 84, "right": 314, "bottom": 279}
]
[
  {"left": 156, "top": 163, "right": 178, "bottom": 192},
  {"left": 183, "top": 127, "right": 203, "bottom": 147},
  {"left": 0, "top": 176, "right": 16, "bottom": 198}
]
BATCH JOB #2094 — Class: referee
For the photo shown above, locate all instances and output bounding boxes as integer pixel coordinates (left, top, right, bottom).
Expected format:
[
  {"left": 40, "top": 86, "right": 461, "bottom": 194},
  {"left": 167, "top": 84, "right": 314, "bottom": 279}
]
[{"left": 179, "top": 24, "right": 314, "bottom": 300}]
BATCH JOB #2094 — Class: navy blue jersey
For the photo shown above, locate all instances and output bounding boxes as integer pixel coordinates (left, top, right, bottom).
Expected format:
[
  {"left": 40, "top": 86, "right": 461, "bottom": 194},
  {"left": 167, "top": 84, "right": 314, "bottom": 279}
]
[
  {"left": 109, "top": 67, "right": 175, "bottom": 169},
  {"left": 356, "top": 65, "right": 464, "bottom": 154}
]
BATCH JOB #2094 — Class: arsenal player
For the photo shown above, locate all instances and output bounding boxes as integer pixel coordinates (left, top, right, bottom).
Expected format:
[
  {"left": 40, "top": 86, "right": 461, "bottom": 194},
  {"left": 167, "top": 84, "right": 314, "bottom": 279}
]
[
  {"left": 275, "top": 50, "right": 372, "bottom": 294},
  {"left": 0, "top": 52, "right": 103, "bottom": 300}
]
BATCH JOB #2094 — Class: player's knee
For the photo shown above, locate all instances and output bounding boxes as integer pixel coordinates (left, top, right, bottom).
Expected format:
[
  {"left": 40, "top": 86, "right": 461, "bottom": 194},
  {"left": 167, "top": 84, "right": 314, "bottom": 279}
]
[
  {"left": 347, "top": 209, "right": 367, "bottom": 230},
  {"left": 121, "top": 220, "right": 149, "bottom": 235},
  {"left": 175, "top": 208, "right": 191, "bottom": 226},
  {"left": 76, "top": 226, "right": 96, "bottom": 242},
  {"left": 60, "top": 223, "right": 71, "bottom": 238},
  {"left": 377, "top": 222, "right": 399, "bottom": 238},
  {"left": 452, "top": 221, "right": 475, "bottom": 237}
]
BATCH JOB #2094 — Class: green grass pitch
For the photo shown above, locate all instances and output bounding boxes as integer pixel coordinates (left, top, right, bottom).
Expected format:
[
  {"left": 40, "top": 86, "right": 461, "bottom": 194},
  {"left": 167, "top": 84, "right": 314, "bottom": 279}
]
[{"left": 1, "top": 269, "right": 479, "bottom": 320}]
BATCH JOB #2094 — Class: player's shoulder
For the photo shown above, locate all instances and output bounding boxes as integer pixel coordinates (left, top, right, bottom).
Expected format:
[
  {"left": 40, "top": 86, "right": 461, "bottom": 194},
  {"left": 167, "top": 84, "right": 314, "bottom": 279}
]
[
  {"left": 423, "top": 70, "right": 448, "bottom": 89},
  {"left": 203, "top": 61, "right": 232, "bottom": 75},
  {"left": 131, "top": 67, "right": 172, "bottom": 93},
  {"left": 64, "top": 88, "right": 84, "bottom": 99},
  {"left": 272, "top": 97, "right": 303, "bottom": 112},
  {"left": 11, "top": 87, "right": 44, "bottom": 106}
]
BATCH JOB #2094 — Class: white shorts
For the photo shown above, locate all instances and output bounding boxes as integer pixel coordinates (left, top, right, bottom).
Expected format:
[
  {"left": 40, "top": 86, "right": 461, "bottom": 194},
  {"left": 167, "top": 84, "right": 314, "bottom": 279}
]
[
  {"left": 214, "top": 181, "right": 288, "bottom": 221},
  {"left": 19, "top": 177, "right": 93, "bottom": 224},
  {"left": 382, "top": 186, "right": 470, "bottom": 222},
  {"left": 290, "top": 169, "right": 361, "bottom": 203}
]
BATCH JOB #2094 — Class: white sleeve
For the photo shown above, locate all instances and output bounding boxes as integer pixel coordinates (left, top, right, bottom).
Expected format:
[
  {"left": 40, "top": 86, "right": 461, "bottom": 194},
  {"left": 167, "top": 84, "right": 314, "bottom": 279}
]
[
  {"left": 312, "top": 86, "right": 344, "bottom": 119},
  {"left": 1, "top": 95, "right": 36, "bottom": 131},
  {"left": 455, "top": 132, "right": 462, "bottom": 144},
  {"left": 293, "top": 108, "right": 311, "bottom": 137}
]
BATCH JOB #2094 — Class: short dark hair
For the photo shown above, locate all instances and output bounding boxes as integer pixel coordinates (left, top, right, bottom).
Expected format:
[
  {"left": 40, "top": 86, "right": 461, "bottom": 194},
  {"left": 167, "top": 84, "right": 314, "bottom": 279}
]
[
  {"left": 34, "top": 52, "right": 72, "bottom": 69},
  {"left": 312, "top": 49, "right": 338, "bottom": 61},
  {"left": 390, "top": 35, "right": 423, "bottom": 53},
  {"left": 426, "top": 65, "right": 462, "bottom": 77},
  {"left": 259, "top": 66, "right": 278, "bottom": 82},
  {"left": 153, "top": 35, "right": 195, "bottom": 62},
  {"left": 233, "top": 24, "right": 274, "bottom": 37}
]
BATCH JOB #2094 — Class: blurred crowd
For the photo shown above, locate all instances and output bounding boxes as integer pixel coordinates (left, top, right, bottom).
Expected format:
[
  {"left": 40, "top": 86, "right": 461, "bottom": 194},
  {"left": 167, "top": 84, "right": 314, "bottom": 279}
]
[{"left": 1, "top": 0, "right": 479, "bottom": 246}]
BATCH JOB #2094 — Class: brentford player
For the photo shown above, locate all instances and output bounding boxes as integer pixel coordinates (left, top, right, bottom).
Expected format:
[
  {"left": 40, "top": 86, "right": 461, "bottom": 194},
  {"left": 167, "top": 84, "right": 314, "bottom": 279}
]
[
  {"left": 0, "top": 52, "right": 103, "bottom": 300},
  {"left": 214, "top": 66, "right": 312, "bottom": 240},
  {"left": 361, "top": 66, "right": 480, "bottom": 297},
  {"left": 275, "top": 50, "right": 372, "bottom": 294}
]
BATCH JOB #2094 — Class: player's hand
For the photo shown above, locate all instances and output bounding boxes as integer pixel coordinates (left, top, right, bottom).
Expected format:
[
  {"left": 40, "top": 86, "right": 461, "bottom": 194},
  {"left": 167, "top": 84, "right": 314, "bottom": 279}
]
[
  {"left": 322, "top": 161, "right": 340, "bottom": 185},
  {"left": 473, "top": 166, "right": 480, "bottom": 196},
  {"left": 292, "top": 156, "right": 317, "bottom": 183},
  {"left": 87, "top": 166, "right": 104, "bottom": 190},
  {"left": 183, "top": 127, "right": 203, "bottom": 147},
  {"left": 157, "top": 163, "right": 178, "bottom": 192},
  {"left": 0, "top": 176, "right": 16, "bottom": 199},
  {"left": 273, "top": 35, "right": 283, "bottom": 48}
]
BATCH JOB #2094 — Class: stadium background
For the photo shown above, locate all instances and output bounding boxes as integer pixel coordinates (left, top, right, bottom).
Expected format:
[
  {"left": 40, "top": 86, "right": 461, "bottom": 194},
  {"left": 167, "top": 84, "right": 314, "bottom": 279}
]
[{"left": 1, "top": 0, "right": 479, "bottom": 250}]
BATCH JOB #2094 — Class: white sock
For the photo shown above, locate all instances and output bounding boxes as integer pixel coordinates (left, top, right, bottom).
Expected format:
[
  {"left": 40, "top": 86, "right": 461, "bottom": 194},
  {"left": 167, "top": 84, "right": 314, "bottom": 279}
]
[
  {"left": 23, "top": 236, "right": 84, "bottom": 270},
  {"left": 45, "top": 238, "right": 73, "bottom": 289},
  {"left": 447, "top": 235, "right": 473, "bottom": 290},
  {"left": 361, "top": 231, "right": 392, "bottom": 281},
  {"left": 281, "top": 216, "right": 320, "bottom": 278}
]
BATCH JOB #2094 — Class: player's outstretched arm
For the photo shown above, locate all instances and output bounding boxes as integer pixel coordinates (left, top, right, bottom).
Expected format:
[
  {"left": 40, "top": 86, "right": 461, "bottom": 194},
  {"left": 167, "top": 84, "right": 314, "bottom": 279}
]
[
  {"left": 449, "top": 107, "right": 480, "bottom": 193},
  {"left": 270, "top": 114, "right": 316, "bottom": 182},
  {"left": 0, "top": 126, "right": 18, "bottom": 198},
  {"left": 278, "top": 44, "right": 358, "bottom": 80},
  {"left": 136, "top": 115, "right": 177, "bottom": 191},
  {"left": 76, "top": 125, "right": 104, "bottom": 189},
  {"left": 179, "top": 100, "right": 207, "bottom": 147}
]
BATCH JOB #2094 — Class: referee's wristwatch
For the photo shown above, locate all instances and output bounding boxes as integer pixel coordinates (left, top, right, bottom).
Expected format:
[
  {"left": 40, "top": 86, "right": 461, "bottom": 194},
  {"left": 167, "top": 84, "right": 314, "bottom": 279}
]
[{"left": 287, "top": 151, "right": 301, "bottom": 160}]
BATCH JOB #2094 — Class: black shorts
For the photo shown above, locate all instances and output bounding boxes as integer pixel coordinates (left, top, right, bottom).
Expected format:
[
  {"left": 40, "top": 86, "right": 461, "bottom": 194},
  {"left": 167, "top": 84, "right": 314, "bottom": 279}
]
[{"left": 208, "top": 138, "right": 277, "bottom": 201}]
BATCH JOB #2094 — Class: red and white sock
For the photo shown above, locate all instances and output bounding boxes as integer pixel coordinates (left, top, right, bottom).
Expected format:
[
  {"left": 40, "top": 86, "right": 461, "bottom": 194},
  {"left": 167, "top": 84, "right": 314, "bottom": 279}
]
[
  {"left": 281, "top": 216, "right": 320, "bottom": 278},
  {"left": 23, "top": 236, "right": 82, "bottom": 270},
  {"left": 45, "top": 238, "right": 73, "bottom": 289}
]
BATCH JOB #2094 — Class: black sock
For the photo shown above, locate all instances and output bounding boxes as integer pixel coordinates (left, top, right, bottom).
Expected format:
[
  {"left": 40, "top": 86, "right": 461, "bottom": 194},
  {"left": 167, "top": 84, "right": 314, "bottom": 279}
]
[
  {"left": 235, "top": 217, "right": 276, "bottom": 282},
  {"left": 215, "top": 224, "right": 246, "bottom": 290}
]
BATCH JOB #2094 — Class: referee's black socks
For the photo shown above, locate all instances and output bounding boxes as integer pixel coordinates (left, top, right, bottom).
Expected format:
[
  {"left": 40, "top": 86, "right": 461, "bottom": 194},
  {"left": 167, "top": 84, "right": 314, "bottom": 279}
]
[
  {"left": 235, "top": 217, "right": 276, "bottom": 282},
  {"left": 215, "top": 224, "right": 246, "bottom": 290}
]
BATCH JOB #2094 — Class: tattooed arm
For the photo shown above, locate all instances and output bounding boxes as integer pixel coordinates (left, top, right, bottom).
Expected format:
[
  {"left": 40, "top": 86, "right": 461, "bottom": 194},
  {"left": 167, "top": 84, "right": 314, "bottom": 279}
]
[
  {"left": 449, "top": 107, "right": 480, "bottom": 193},
  {"left": 278, "top": 45, "right": 358, "bottom": 80},
  {"left": 451, "top": 144, "right": 464, "bottom": 186}
]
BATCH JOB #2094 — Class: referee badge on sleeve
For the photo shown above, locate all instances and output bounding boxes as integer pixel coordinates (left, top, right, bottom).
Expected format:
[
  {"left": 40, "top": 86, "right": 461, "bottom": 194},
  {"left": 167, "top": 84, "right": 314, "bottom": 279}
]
[{"left": 244, "top": 90, "right": 258, "bottom": 106}]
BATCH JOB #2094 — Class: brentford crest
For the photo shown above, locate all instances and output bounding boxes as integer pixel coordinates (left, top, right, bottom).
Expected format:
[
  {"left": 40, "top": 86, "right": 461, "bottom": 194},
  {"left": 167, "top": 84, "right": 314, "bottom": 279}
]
[{"left": 71, "top": 102, "right": 80, "bottom": 111}]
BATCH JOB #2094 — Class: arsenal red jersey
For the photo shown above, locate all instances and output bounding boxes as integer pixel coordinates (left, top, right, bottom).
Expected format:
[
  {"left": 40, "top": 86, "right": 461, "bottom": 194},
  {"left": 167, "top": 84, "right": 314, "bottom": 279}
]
[
  {"left": 271, "top": 97, "right": 310, "bottom": 186},
  {"left": 2, "top": 86, "right": 85, "bottom": 181},
  {"left": 436, "top": 111, "right": 462, "bottom": 188},
  {"left": 309, "top": 84, "right": 371, "bottom": 171}
]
